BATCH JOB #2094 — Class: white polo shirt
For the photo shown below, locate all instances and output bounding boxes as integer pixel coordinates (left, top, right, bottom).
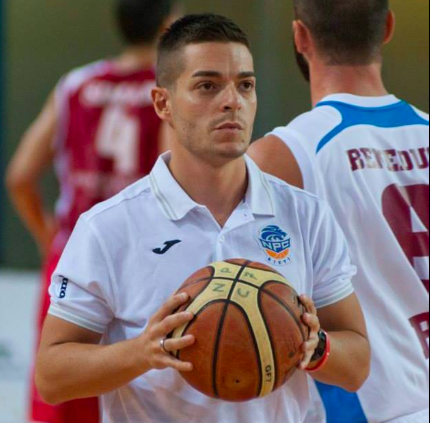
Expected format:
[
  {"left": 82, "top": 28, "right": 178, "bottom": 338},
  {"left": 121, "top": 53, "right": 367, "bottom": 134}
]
[{"left": 48, "top": 153, "right": 356, "bottom": 423}]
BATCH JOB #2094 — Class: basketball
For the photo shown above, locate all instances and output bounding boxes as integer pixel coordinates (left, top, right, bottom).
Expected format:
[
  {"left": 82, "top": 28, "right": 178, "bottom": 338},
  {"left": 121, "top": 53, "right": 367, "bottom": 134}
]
[{"left": 170, "top": 259, "right": 308, "bottom": 402}]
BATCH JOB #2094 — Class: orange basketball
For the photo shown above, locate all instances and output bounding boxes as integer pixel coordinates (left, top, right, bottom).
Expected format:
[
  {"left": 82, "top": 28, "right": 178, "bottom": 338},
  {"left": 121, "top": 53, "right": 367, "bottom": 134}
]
[{"left": 170, "top": 259, "right": 308, "bottom": 402}]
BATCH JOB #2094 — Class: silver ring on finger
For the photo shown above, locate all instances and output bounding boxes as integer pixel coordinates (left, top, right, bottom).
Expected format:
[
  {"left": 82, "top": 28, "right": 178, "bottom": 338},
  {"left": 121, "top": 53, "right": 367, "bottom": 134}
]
[{"left": 159, "top": 338, "right": 169, "bottom": 354}]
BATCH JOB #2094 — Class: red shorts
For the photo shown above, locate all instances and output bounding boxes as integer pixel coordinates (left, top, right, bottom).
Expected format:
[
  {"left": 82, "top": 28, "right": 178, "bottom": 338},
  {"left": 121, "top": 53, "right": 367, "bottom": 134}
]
[{"left": 30, "top": 244, "right": 100, "bottom": 423}]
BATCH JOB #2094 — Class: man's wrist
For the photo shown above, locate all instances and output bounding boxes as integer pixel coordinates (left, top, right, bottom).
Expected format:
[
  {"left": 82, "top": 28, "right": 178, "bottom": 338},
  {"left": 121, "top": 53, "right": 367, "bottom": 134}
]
[
  {"left": 306, "top": 330, "right": 331, "bottom": 373},
  {"left": 127, "top": 337, "right": 151, "bottom": 375}
]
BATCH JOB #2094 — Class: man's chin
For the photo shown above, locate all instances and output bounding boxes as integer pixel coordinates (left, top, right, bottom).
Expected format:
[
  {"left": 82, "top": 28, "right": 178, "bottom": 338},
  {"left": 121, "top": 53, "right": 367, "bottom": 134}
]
[{"left": 214, "top": 141, "right": 248, "bottom": 160}]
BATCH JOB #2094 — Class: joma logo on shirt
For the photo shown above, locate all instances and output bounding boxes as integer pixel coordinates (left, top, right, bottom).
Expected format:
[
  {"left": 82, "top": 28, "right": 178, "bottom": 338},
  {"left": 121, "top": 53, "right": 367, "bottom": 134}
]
[{"left": 59, "top": 277, "right": 69, "bottom": 299}]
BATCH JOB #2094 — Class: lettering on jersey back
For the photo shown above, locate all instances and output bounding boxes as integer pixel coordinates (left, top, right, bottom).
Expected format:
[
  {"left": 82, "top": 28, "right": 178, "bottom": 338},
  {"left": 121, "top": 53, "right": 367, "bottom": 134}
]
[
  {"left": 81, "top": 81, "right": 155, "bottom": 107},
  {"left": 347, "top": 147, "right": 429, "bottom": 172}
]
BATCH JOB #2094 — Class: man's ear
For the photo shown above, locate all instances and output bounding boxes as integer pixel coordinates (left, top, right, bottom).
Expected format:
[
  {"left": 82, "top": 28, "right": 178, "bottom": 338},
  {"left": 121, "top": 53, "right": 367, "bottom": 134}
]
[
  {"left": 152, "top": 87, "right": 172, "bottom": 124},
  {"left": 383, "top": 10, "right": 396, "bottom": 46},
  {"left": 293, "top": 20, "right": 311, "bottom": 56}
]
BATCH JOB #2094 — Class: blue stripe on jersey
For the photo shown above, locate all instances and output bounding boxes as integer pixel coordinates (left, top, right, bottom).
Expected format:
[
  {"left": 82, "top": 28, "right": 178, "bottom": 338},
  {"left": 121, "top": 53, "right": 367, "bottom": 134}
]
[
  {"left": 316, "top": 382, "right": 368, "bottom": 423},
  {"left": 315, "top": 100, "right": 430, "bottom": 154}
]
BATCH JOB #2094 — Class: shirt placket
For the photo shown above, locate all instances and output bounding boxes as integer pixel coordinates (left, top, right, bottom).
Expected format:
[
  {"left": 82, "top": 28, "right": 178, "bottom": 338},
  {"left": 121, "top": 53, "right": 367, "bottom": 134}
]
[{"left": 214, "top": 203, "right": 255, "bottom": 262}]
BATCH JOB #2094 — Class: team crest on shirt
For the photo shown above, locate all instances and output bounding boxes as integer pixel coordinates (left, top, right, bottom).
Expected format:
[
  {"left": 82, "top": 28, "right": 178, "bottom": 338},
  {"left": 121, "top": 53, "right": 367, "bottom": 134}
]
[{"left": 258, "top": 225, "right": 292, "bottom": 266}]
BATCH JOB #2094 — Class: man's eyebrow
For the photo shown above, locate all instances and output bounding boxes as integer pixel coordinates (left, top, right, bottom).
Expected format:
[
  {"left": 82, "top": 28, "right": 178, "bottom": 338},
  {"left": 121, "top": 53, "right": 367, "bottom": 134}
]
[
  {"left": 191, "top": 71, "right": 256, "bottom": 78},
  {"left": 238, "top": 72, "right": 256, "bottom": 79},
  {"left": 192, "top": 71, "right": 222, "bottom": 78}
]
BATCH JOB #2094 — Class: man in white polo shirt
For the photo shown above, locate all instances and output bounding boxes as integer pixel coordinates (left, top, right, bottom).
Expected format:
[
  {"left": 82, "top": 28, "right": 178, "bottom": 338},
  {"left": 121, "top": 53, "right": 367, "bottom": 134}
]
[{"left": 35, "top": 14, "right": 370, "bottom": 423}]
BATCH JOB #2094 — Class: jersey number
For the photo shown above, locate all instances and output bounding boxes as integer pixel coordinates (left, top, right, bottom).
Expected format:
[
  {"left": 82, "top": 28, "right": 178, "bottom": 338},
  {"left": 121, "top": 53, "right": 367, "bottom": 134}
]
[
  {"left": 382, "top": 184, "right": 429, "bottom": 291},
  {"left": 382, "top": 184, "right": 430, "bottom": 358},
  {"left": 95, "top": 106, "right": 139, "bottom": 174}
]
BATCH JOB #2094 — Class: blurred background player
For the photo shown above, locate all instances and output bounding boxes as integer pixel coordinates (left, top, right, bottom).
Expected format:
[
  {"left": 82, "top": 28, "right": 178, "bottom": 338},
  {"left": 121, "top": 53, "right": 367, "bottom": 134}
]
[
  {"left": 249, "top": 0, "right": 430, "bottom": 422},
  {"left": 6, "top": 0, "right": 179, "bottom": 422}
]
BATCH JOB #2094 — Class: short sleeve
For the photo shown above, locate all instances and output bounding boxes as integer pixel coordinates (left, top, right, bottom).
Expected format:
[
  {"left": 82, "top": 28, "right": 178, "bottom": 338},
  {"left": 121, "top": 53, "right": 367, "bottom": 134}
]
[
  {"left": 310, "top": 203, "right": 356, "bottom": 309},
  {"left": 48, "top": 217, "right": 115, "bottom": 334}
]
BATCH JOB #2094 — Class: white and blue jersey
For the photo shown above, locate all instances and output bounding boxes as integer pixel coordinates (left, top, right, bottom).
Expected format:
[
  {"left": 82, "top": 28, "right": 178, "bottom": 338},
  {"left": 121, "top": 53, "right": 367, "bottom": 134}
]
[{"left": 269, "top": 94, "right": 429, "bottom": 423}]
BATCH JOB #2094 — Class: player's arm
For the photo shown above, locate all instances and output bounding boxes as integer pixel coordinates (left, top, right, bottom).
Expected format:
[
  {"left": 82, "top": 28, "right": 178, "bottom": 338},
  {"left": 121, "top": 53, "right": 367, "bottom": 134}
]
[
  {"left": 5, "top": 91, "right": 58, "bottom": 257},
  {"left": 297, "top": 201, "right": 371, "bottom": 392},
  {"left": 36, "top": 293, "right": 196, "bottom": 405},
  {"left": 248, "top": 135, "right": 304, "bottom": 189},
  {"left": 299, "top": 294, "right": 370, "bottom": 392}
]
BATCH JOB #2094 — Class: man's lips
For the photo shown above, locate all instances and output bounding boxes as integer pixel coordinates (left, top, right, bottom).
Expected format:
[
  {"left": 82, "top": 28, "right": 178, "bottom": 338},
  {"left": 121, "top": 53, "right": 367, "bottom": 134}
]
[{"left": 215, "top": 122, "right": 244, "bottom": 131}]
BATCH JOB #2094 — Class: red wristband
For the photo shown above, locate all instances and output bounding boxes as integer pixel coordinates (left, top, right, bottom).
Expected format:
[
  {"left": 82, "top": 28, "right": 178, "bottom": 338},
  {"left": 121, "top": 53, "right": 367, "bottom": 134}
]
[{"left": 306, "top": 331, "right": 331, "bottom": 373}]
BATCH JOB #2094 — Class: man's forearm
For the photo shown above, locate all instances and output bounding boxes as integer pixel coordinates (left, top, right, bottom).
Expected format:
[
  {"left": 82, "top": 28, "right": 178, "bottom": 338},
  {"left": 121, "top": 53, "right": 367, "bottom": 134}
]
[
  {"left": 309, "top": 331, "right": 370, "bottom": 392},
  {"left": 36, "top": 337, "right": 148, "bottom": 405},
  {"left": 36, "top": 295, "right": 195, "bottom": 405}
]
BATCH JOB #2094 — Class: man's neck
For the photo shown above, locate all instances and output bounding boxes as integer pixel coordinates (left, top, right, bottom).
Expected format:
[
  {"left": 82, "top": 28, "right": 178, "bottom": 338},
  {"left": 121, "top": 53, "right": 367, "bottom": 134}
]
[
  {"left": 169, "top": 148, "right": 248, "bottom": 228},
  {"left": 114, "top": 44, "right": 157, "bottom": 73},
  {"left": 309, "top": 61, "right": 389, "bottom": 107}
]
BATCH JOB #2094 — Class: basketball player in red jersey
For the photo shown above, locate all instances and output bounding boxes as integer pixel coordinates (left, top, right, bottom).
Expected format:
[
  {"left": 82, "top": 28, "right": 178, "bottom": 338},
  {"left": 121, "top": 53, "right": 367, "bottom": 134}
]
[{"left": 6, "top": 1, "right": 180, "bottom": 422}]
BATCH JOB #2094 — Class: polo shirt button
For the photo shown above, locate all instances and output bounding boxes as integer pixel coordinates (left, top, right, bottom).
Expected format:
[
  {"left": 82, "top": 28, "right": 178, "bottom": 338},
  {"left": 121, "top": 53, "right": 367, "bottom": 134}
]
[{"left": 219, "top": 236, "right": 226, "bottom": 243}]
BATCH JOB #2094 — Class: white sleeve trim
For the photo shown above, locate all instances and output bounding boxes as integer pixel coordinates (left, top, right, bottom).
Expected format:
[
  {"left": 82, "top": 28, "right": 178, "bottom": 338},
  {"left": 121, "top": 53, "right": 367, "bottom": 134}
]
[
  {"left": 48, "top": 304, "right": 106, "bottom": 334},
  {"left": 314, "top": 282, "right": 355, "bottom": 309}
]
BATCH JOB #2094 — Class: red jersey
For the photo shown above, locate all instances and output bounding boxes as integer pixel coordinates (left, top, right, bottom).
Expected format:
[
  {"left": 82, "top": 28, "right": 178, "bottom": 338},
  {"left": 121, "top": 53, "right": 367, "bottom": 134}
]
[{"left": 53, "top": 60, "right": 161, "bottom": 240}]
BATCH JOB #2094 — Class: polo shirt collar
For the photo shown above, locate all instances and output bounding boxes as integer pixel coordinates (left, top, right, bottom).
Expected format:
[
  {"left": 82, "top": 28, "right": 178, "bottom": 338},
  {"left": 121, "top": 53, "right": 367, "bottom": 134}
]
[
  {"left": 150, "top": 153, "right": 276, "bottom": 222},
  {"left": 245, "top": 155, "right": 276, "bottom": 217}
]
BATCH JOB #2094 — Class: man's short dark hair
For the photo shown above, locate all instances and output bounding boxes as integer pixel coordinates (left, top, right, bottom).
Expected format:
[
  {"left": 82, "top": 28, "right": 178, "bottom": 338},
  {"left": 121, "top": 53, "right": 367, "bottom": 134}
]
[
  {"left": 294, "top": 0, "right": 389, "bottom": 65},
  {"left": 157, "top": 14, "right": 251, "bottom": 87},
  {"left": 116, "top": 0, "right": 175, "bottom": 46}
]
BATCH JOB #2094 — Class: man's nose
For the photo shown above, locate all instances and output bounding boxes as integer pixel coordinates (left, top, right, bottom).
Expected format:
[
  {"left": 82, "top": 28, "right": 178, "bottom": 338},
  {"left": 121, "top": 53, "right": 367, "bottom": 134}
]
[{"left": 221, "top": 84, "right": 242, "bottom": 112}]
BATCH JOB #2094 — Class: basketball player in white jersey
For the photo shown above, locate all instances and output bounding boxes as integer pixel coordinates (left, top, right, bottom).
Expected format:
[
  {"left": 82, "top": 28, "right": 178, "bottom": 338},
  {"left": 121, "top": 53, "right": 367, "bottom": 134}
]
[{"left": 249, "top": 1, "right": 429, "bottom": 422}]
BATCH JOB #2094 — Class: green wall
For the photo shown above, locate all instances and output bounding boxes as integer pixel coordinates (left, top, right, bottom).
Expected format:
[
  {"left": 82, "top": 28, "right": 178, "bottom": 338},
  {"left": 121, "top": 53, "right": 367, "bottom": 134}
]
[
  {"left": 0, "top": 0, "right": 5, "bottom": 264},
  {"left": 1, "top": 0, "right": 429, "bottom": 269}
]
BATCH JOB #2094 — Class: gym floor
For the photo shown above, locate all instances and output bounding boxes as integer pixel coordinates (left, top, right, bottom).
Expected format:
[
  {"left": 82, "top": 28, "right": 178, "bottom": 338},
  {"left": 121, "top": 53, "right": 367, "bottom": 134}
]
[{"left": 0, "top": 270, "right": 39, "bottom": 423}]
